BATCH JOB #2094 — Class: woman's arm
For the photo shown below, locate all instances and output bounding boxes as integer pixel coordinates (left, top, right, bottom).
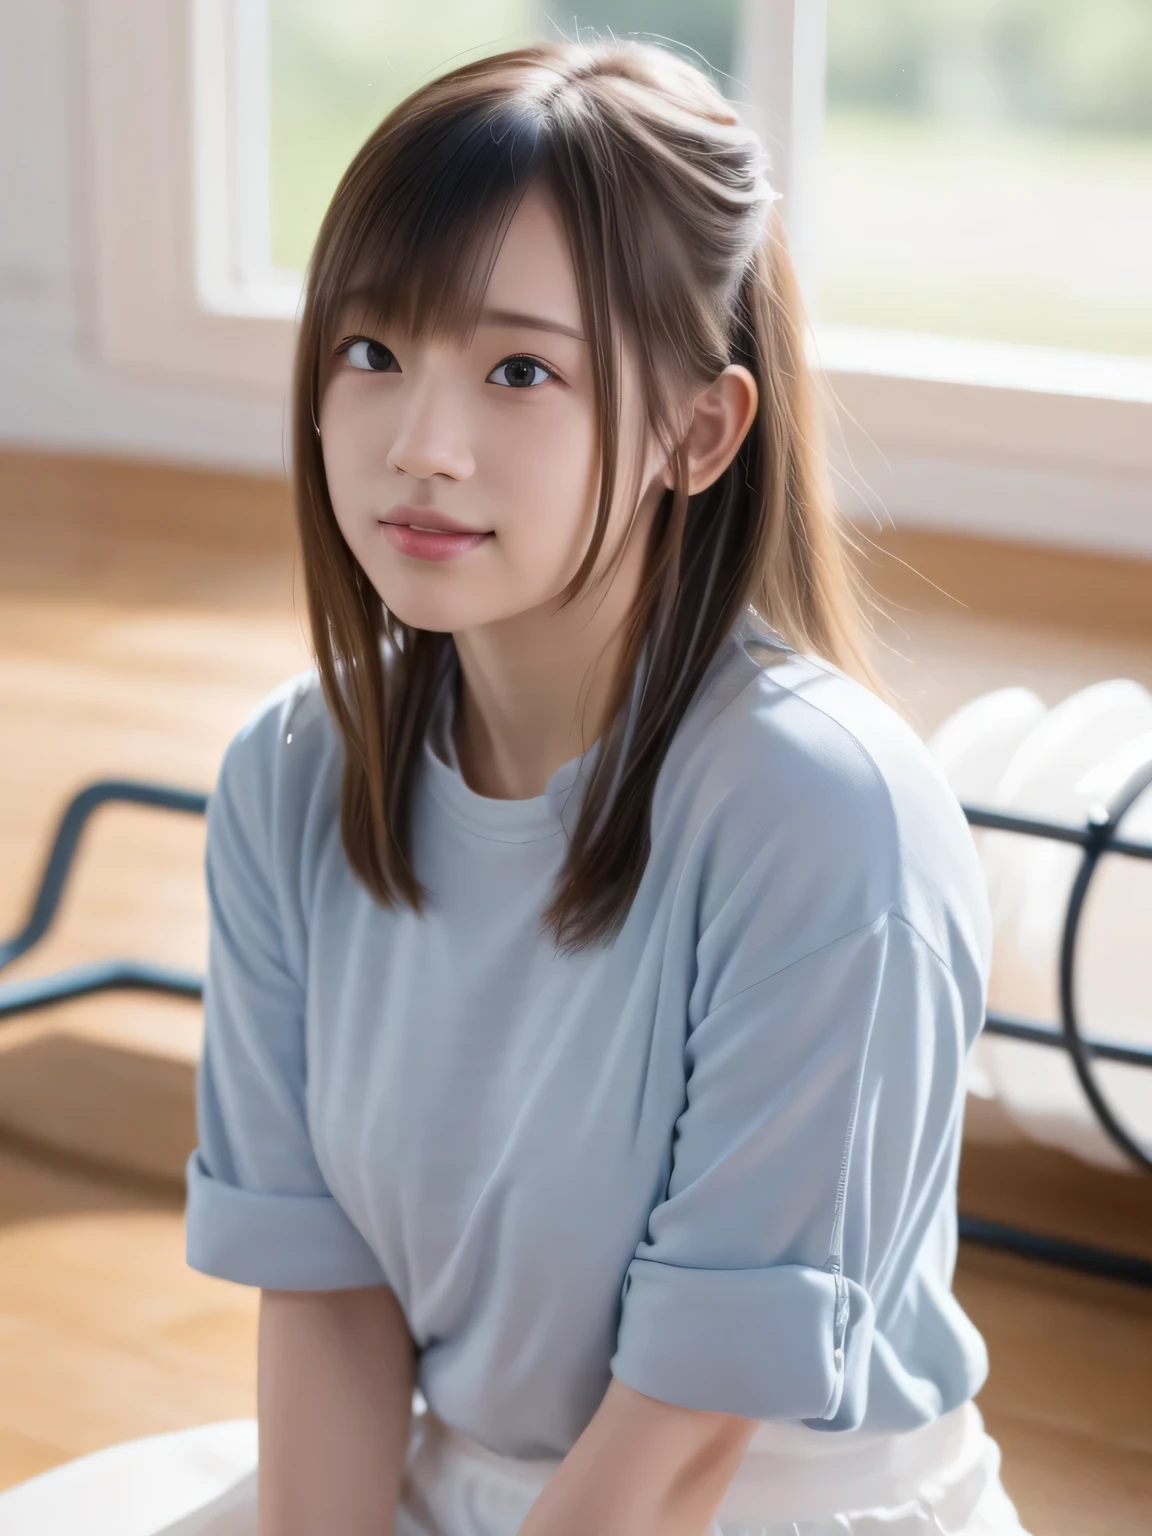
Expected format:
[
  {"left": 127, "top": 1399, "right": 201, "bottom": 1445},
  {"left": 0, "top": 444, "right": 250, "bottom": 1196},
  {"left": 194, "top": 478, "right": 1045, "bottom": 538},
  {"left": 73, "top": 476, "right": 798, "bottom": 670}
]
[
  {"left": 518, "top": 1376, "right": 757, "bottom": 1536},
  {"left": 256, "top": 1284, "right": 417, "bottom": 1536}
]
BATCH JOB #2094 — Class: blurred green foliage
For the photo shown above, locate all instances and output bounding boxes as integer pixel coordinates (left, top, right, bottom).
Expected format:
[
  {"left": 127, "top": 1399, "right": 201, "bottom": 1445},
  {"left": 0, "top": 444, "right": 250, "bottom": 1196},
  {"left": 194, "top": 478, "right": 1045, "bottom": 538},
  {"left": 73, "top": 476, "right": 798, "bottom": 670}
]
[
  {"left": 270, "top": 2, "right": 744, "bottom": 272},
  {"left": 827, "top": 0, "right": 1152, "bottom": 135},
  {"left": 544, "top": 1, "right": 739, "bottom": 87},
  {"left": 269, "top": 0, "right": 539, "bottom": 272}
]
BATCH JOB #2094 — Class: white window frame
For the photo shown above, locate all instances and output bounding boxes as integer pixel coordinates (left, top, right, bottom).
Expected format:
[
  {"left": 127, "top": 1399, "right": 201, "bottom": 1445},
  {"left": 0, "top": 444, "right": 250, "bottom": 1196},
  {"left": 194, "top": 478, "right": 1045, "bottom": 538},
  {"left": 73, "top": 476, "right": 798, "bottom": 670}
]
[
  {"left": 82, "top": 0, "right": 294, "bottom": 392},
  {"left": 81, "top": 0, "right": 1152, "bottom": 552}
]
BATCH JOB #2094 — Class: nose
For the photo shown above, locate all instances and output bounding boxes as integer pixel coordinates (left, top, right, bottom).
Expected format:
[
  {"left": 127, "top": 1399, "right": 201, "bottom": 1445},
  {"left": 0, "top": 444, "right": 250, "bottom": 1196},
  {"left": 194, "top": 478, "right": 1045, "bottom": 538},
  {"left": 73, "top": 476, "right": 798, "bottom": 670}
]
[{"left": 385, "top": 375, "right": 475, "bottom": 482}]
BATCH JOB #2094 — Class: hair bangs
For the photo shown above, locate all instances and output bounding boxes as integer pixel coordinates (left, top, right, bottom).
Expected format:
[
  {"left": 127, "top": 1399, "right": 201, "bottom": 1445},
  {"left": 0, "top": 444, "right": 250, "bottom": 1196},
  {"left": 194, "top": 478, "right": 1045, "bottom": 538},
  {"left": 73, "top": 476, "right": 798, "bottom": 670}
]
[{"left": 316, "top": 103, "right": 552, "bottom": 368}]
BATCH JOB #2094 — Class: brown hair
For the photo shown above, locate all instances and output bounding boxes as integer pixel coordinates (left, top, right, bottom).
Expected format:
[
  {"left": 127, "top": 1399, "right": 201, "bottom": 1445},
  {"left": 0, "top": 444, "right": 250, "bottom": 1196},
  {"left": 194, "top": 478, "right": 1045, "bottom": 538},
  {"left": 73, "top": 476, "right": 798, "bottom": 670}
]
[{"left": 291, "top": 36, "right": 884, "bottom": 953}]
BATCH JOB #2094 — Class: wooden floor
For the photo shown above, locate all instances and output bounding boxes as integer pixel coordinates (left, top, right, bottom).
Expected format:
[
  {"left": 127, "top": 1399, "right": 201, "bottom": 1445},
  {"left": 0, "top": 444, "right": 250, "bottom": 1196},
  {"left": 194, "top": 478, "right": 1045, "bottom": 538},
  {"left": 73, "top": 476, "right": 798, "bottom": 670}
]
[{"left": 2, "top": 450, "right": 1152, "bottom": 1532}]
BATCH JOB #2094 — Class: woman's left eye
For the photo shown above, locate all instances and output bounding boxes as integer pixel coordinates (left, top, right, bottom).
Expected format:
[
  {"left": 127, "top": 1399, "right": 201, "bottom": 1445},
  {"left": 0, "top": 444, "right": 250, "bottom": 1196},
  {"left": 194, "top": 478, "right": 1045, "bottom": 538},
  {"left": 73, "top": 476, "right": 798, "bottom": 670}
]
[{"left": 486, "top": 356, "right": 555, "bottom": 389}]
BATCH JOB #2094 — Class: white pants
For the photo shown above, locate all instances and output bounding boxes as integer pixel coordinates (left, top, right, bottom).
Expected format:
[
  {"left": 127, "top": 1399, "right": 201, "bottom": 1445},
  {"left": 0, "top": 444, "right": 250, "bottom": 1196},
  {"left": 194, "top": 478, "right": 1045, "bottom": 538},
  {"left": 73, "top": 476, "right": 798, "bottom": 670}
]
[{"left": 0, "top": 1398, "right": 1032, "bottom": 1536}]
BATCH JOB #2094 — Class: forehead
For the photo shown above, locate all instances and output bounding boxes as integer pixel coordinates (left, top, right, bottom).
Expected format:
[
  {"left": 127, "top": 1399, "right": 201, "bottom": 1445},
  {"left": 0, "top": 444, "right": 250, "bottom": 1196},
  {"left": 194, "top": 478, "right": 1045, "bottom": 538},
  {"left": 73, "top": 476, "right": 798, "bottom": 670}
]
[
  {"left": 481, "top": 185, "right": 581, "bottom": 324},
  {"left": 334, "top": 183, "right": 584, "bottom": 345}
]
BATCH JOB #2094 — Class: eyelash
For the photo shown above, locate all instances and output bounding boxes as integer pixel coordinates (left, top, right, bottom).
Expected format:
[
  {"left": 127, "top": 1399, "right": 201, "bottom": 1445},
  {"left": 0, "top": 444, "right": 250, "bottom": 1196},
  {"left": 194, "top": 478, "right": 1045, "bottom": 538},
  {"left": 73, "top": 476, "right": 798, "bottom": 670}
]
[{"left": 334, "top": 335, "right": 559, "bottom": 387}]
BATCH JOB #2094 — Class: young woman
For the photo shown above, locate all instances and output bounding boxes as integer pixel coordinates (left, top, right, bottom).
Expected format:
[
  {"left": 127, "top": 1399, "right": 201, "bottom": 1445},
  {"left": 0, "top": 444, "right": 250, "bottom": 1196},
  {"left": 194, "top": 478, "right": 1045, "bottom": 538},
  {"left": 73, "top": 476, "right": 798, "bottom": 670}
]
[{"left": 176, "top": 35, "right": 1034, "bottom": 1536}]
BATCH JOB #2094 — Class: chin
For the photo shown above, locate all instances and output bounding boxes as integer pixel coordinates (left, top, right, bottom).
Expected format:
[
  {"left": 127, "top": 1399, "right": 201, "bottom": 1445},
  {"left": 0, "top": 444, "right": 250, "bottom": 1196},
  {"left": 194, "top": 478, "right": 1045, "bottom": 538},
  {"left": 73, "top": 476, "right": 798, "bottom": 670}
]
[
  {"left": 376, "top": 584, "right": 499, "bottom": 635},
  {"left": 379, "top": 597, "right": 463, "bottom": 633},
  {"left": 363, "top": 555, "right": 562, "bottom": 635}
]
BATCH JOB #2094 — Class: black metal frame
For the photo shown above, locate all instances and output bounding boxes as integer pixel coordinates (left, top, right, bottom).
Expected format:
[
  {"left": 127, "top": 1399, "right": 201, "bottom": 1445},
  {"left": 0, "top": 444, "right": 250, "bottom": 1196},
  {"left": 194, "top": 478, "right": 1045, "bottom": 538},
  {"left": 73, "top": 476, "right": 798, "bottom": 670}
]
[
  {"left": 2, "top": 775, "right": 1151, "bottom": 1284},
  {"left": 968, "top": 757, "right": 1152, "bottom": 1176},
  {"left": 0, "top": 782, "right": 208, "bottom": 1017}
]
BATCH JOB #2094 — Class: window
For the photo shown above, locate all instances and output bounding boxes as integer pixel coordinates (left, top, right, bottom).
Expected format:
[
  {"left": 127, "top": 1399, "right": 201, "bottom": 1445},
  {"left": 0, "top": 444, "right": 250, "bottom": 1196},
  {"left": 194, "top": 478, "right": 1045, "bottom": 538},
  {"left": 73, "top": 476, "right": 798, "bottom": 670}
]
[
  {"left": 80, "top": 1, "right": 1152, "bottom": 547},
  {"left": 265, "top": 3, "right": 746, "bottom": 273},
  {"left": 264, "top": 2, "right": 1152, "bottom": 367},
  {"left": 820, "top": 0, "right": 1152, "bottom": 359},
  {"left": 269, "top": 2, "right": 541, "bottom": 273}
]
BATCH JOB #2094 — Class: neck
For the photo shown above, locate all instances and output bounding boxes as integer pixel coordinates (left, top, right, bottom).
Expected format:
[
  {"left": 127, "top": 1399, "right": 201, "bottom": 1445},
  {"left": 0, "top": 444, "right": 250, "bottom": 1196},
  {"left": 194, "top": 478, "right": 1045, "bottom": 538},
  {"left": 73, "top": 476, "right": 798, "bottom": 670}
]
[{"left": 450, "top": 542, "right": 647, "bottom": 801}]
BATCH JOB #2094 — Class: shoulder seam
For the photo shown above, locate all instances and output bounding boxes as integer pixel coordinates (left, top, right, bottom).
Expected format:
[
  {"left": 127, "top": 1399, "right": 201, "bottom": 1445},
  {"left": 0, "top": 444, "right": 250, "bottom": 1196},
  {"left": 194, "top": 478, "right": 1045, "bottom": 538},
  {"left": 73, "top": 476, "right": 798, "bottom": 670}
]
[
  {"left": 889, "top": 907, "right": 955, "bottom": 982},
  {"left": 707, "top": 903, "right": 961, "bottom": 1018},
  {"left": 708, "top": 905, "right": 895, "bottom": 1013}
]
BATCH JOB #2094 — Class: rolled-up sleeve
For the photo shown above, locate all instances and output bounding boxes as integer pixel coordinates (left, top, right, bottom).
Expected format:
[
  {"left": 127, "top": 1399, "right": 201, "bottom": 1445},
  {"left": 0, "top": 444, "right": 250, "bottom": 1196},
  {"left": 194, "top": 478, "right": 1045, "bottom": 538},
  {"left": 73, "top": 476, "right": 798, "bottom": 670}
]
[
  {"left": 185, "top": 726, "right": 387, "bottom": 1291},
  {"left": 610, "top": 908, "right": 971, "bottom": 1429}
]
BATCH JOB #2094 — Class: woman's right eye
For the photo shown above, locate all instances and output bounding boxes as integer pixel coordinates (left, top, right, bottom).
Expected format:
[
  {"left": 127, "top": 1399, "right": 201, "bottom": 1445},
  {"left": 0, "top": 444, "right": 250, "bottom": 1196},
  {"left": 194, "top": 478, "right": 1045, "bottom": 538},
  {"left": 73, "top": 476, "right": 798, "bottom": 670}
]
[{"left": 343, "top": 338, "right": 397, "bottom": 372}]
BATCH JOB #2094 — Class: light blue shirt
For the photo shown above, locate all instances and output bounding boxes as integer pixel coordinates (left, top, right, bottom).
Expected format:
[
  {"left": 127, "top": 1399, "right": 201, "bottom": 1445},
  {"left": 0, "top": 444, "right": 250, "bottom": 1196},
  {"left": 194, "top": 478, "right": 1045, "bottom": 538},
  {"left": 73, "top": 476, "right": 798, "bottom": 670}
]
[{"left": 185, "top": 609, "right": 992, "bottom": 1458}]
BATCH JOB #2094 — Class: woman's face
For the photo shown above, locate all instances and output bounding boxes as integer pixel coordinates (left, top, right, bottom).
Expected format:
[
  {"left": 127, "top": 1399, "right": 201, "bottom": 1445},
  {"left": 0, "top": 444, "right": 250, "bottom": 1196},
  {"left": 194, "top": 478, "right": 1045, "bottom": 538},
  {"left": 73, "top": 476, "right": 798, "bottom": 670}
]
[{"left": 318, "top": 183, "right": 669, "bottom": 634}]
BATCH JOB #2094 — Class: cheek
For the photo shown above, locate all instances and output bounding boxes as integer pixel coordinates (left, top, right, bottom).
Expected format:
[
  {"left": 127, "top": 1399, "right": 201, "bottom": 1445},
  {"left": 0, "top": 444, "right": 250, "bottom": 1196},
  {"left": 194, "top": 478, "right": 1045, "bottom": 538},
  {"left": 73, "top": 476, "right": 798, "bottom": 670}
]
[
  {"left": 318, "top": 385, "right": 390, "bottom": 523},
  {"left": 315, "top": 379, "right": 609, "bottom": 623},
  {"left": 484, "top": 400, "right": 602, "bottom": 565}
]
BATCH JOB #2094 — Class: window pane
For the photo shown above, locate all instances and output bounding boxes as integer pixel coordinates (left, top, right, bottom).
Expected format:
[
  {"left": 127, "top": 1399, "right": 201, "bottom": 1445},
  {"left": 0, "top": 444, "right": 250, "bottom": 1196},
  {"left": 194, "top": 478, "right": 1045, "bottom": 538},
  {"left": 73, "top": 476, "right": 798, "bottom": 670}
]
[
  {"left": 820, "top": 0, "right": 1152, "bottom": 356},
  {"left": 269, "top": 2, "right": 740, "bottom": 274},
  {"left": 270, "top": 1, "right": 539, "bottom": 273},
  {"left": 549, "top": 2, "right": 740, "bottom": 85}
]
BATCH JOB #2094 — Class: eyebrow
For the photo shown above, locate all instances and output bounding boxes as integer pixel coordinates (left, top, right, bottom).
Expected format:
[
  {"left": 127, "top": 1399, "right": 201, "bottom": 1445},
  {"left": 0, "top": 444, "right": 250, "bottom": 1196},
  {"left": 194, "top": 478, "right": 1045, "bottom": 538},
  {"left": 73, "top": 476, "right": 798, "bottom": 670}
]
[{"left": 478, "top": 307, "right": 585, "bottom": 342}]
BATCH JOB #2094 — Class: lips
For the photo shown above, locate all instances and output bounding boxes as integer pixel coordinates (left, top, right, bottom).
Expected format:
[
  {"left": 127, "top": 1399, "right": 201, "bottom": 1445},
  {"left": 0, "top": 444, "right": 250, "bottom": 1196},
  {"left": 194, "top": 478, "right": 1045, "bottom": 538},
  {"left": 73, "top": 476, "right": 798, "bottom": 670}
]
[
  {"left": 380, "top": 506, "right": 492, "bottom": 535},
  {"left": 377, "top": 518, "right": 493, "bottom": 563}
]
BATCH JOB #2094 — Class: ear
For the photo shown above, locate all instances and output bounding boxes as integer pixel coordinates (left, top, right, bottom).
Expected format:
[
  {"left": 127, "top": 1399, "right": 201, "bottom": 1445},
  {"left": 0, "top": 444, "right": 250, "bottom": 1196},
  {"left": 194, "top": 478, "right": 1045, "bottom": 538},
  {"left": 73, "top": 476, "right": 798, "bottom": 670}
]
[{"left": 661, "top": 365, "right": 759, "bottom": 494}]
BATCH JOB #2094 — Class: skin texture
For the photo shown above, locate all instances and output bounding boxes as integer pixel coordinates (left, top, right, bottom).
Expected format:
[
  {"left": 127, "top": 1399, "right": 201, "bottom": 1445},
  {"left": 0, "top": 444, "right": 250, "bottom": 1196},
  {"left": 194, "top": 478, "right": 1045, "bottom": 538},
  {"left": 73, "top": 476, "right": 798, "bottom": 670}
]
[
  {"left": 518, "top": 1375, "right": 759, "bottom": 1536},
  {"left": 290, "top": 183, "right": 762, "bottom": 1533},
  {"left": 257, "top": 1286, "right": 416, "bottom": 1536}
]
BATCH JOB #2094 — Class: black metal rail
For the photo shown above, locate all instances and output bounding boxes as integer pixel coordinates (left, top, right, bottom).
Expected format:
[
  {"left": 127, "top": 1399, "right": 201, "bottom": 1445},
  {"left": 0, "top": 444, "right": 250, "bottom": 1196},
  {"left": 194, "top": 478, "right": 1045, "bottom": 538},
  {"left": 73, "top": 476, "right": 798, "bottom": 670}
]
[
  {"left": 0, "top": 781, "right": 208, "bottom": 1020},
  {"left": 1, "top": 773, "right": 1150, "bottom": 1284},
  {"left": 967, "top": 753, "right": 1152, "bottom": 1175}
]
